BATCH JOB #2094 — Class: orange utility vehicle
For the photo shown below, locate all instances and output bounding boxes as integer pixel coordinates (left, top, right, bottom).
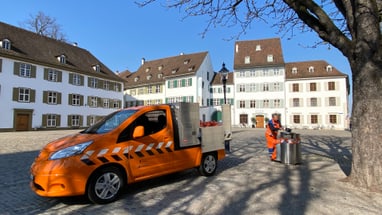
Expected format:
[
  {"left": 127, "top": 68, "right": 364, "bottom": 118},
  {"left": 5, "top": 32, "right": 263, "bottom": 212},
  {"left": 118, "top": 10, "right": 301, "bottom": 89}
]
[{"left": 30, "top": 103, "right": 231, "bottom": 204}]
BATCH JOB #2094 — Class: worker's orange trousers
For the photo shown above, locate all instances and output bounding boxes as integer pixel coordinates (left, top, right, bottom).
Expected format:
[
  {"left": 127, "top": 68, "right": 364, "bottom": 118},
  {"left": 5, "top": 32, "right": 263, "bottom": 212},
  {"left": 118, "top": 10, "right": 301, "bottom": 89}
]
[{"left": 266, "top": 135, "right": 280, "bottom": 160}]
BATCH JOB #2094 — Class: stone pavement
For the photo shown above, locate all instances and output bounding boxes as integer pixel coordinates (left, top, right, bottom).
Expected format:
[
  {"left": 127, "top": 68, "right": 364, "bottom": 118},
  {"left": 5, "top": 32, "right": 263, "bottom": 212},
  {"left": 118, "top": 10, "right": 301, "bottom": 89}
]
[{"left": 0, "top": 128, "right": 381, "bottom": 215}]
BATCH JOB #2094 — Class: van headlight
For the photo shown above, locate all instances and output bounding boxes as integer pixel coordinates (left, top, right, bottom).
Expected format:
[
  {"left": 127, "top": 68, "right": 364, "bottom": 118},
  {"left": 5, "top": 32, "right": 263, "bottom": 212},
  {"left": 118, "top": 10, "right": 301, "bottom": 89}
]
[{"left": 49, "top": 141, "right": 93, "bottom": 160}]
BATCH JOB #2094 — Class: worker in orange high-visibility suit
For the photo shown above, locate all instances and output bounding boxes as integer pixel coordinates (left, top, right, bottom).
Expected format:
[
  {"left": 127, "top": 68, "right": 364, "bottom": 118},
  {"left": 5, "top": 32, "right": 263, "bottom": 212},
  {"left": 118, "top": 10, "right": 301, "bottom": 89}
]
[{"left": 265, "top": 113, "right": 283, "bottom": 161}]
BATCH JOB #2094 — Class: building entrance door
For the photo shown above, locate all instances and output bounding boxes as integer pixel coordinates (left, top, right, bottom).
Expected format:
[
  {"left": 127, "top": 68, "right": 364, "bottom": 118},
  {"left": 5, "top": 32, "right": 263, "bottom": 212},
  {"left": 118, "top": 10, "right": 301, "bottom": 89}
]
[
  {"left": 16, "top": 114, "right": 30, "bottom": 131},
  {"left": 256, "top": 115, "right": 265, "bottom": 128}
]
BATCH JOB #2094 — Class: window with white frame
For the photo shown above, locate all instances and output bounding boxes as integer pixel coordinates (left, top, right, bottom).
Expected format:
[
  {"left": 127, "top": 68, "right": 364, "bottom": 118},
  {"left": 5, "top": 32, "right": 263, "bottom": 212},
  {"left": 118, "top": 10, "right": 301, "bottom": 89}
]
[
  {"left": 329, "top": 97, "right": 336, "bottom": 106},
  {"left": 273, "top": 82, "right": 281, "bottom": 91},
  {"left": 293, "top": 115, "right": 301, "bottom": 124},
  {"left": 20, "top": 63, "right": 31, "bottom": 77},
  {"left": 244, "top": 56, "right": 250, "bottom": 64},
  {"left": 293, "top": 98, "right": 300, "bottom": 107},
  {"left": 48, "top": 92, "right": 57, "bottom": 104},
  {"left": 72, "top": 94, "right": 81, "bottom": 106},
  {"left": 103, "top": 98, "right": 109, "bottom": 108},
  {"left": 47, "top": 115, "right": 56, "bottom": 127},
  {"left": 239, "top": 84, "right": 245, "bottom": 92},
  {"left": 292, "top": 67, "right": 298, "bottom": 74},
  {"left": 326, "top": 65, "right": 333, "bottom": 72},
  {"left": 308, "top": 66, "right": 315, "bottom": 73},
  {"left": 213, "top": 99, "right": 220, "bottom": 106},
  {"left": 2, "top": 39, "right": 10, "bottom": 50},
  {"left": 248, "top": 83, "right": 256, "bottom": 92},
  {"left": 59, "top": 55, "right": 66, "bottom": 64},
  {"left": 263, "top": 83, "right": 269, "bottom": 91},
  {"left": 19, "top": 88, "right": 30, "bottom": 102},
  {"left": 71, "top": 115, "right": 80, "bottom": 126},
  {"left": 262, "top": 70, "right": 269, "bottom": 76},
  {"left": 267, "top": 54, "right": 274, "bottom": 62},
  {"left": 239, "top": 71, "right": 245, "bottom": 77},
  {"left": 274, "top": 99, "right": 281, "bottom": 108},
  {"left": 73, "top": 74, "right": 81, "bottom": 85},
  {"left": 103, "top": 81, "right": 109, "bottom": 90},
  {"left": 329, "top": 115, "right": 337, "bottom": 124},
  {"left": 48, "top": 69, "right": 58, "bottom": 82},
  {"left": 89, "top": 96, "right": 97, "bottom": 107},
  {"left": 250, "top": 100, "right": 256, "bottom": 108},
  {"left": 239, "top": 100, "right": 245, "bottom": 108},
  {"left": 113, "top": 100, "right": 120, "bottom": 108},
  {"left": 155, "top": 85, "right": 161, "bottom": 93},
  {"left": 263, "top": 99, "right": 270, "bottom": 108},
  {"left": 148, "top": 86, "right": 153, "bottom": 94},
  {"left": 310, "top": 98, "right": 318, "bottom": 107},
  {"left": 90, "top": 78, "right": 98, "bottom": 88}
]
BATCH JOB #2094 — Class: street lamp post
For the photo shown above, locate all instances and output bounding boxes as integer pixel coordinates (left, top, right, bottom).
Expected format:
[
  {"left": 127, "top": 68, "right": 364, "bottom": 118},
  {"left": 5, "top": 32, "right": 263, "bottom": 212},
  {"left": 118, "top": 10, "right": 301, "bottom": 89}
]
[{"left": 219, "top": 63, "right": 229, "bottom": 104}]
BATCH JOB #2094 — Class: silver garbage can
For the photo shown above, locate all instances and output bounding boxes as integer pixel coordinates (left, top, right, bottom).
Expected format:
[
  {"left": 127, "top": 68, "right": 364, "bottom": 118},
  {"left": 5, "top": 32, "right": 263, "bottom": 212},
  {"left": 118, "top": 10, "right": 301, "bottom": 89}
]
[{"left": 280, "top": 132, "right": 301, "bottom": 165}]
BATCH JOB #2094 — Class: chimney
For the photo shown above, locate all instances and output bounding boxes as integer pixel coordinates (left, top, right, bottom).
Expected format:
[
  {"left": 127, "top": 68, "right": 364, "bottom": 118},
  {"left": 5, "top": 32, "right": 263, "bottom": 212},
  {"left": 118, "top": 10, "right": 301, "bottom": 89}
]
[
  {"left": 73, "top": 42, "right": 78, "bottom": 47},
  {"left": 141, "top": 58, "right": 145, "bottom": 65}
]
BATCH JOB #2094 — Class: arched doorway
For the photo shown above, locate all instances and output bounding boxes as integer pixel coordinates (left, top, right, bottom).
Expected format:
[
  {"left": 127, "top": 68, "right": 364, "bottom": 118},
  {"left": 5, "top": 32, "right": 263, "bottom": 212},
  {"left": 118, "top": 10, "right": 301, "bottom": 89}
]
[{"left": 211, "top": 111, "right": 222, "bottom": 121}]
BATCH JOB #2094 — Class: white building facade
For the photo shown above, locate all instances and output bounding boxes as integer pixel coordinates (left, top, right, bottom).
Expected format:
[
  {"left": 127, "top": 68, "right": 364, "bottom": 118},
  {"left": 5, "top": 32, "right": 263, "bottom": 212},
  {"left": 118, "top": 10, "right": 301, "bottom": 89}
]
[{"left": 0, "top": 22, "right": 124, "bottom": 131}]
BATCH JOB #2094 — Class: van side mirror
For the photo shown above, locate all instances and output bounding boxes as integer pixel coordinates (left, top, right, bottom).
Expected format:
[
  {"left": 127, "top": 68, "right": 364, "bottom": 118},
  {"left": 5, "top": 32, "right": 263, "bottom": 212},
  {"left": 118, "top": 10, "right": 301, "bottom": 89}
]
[{"left": 133, "top": 126, "right": 145, "bottom": 139}]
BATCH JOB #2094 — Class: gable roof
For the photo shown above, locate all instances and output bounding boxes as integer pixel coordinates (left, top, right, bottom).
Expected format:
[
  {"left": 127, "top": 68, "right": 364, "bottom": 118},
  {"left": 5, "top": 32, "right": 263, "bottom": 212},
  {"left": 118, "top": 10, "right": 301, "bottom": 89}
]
[
  {"left": 118, "top": 69, "right": 132, "bottom": 79},
  {"left": 234, "top": 38, "right": 285, "bottom": 69},
  {"left": 210, "top": 72, "right": 234, "bottom": 85},
  {"left": 121, "top": 52, "right": 208, "bottom": 88},
  {"left": 285, "top": 60, "right": 347, "bottom": 79},
  {"left": 0, "top": 21, "right": 122, "bottom": 82}
]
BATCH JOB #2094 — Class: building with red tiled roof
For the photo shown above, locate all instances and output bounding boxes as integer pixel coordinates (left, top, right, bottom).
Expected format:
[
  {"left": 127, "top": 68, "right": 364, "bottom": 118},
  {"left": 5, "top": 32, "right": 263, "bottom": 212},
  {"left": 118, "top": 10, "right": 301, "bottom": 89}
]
[
  {"left": 122, "top": 52, "right": 214, "bottom": 107},
  {"left": 0, "top": 22, "right": 124, "bottom": 131}
]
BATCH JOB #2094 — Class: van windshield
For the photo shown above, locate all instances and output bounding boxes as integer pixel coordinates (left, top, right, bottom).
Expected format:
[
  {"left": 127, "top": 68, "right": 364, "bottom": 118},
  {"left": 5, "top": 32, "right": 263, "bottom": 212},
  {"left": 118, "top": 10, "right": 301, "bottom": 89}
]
[{"left": 82, "top": 110, "right": 137, "bottom": 134}]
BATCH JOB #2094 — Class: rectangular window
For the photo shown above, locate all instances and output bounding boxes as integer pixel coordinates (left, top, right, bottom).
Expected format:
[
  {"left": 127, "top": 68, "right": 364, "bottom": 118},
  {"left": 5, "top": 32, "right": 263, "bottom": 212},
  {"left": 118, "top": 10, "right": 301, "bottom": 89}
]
[
  {"left": 48, "top": 92, "right": 57, "bottom": 104},
  {"left": 239, "top": 71, "right": 245, "bottom": 77},
  {"left": 148, "top": 86, "right": 153, "bottom": 94},
  {"left": 263, "top": 99, "right": 269, "bottom": 108},
  {"left": 310, "top": 98, "right": 317, "bottom": 107},
  {"left": 239, "top": 84, "right": 245, "bottom": 92},
  {"left": 213, "top": 99, "right": 220, "bottom": 106},
  {"left": 329, "top": 97, "right": 336, "bottom": 106},
  {"left": 47, "top": 115, "right": 56, "bottom": 127},
  {"left": 19, "top": 88, "right": 30, "bottom": 102},
  {"left": 274, "top": 99, "right": 281, "bottom": 108},
  {"left": 104, "top": 81, "right": 110, "bottom": 90},
  {"left": 293, "top": 115, "right": 300, "bottom": 124},
  {"left": 329, "top": 115, "right": 337, "bottom": 124},
  {"left": 103, "top": 98, "right": 109, "bottom": 108},
  {"left": 89, "top": 78, "right": 98, "bottom": 88},
  {"left": 20, "top": 63, "right": 31, "bottom": 77},
  {"left": 273, "top": 83, "right": 280, "bottom": 91},
  {"left": 72, "top": 94, "right": 81, "bottom": 106},
  {"left": 138, "top": 88, "right": 144, "bottom": 95},
  {"left": 310, "top": 83, "right": 317, "bottom": 91},
  {"left": 263, "top": 83, "right": 269, "bottom": 92},
  {"left": 114, "top": 83, "right": 120, "bottom": 91},
  {"left": 72, "top": 115, "right": 80, "bottom": 127},
  {"left": 73, "top": 74, "right": 81, "bottom": 85},
  {"left": 311, "top": 115, "right": 318, "bottom": 124},
  {"left": 292, "top": 83, "right": 299, "bottom": 92},
  {"left": 293, "top": 98, "right": 300, "bottom": 107},
  {"left": 48, "top": 69, "right": 58, "bottom": 82},
  {"left": 155, "top": 85, "right": 161, "bottom": 93},
  {"left": 328, "top": 82, "right": 335, "bottom": 90},
  {"left": 267, "top": 54, "right": 274, "bottom": 62},
  {"left": 244, "top": 56, "right": 250, "bottom": 64},
  {"left": 89, "top": 96, "right": 98, "bottom": 107},
  {"left": 250, "top": 100, "right": 256, "bottom": 108},
  {"left": 239, "top": 100, "right": 245, "bottom": 108},
  {"left": 262, "top": 70, "right": 269, "bottom": 76},
  {"left": 113, "top": 100, "right": 120, "bottom": 108}
]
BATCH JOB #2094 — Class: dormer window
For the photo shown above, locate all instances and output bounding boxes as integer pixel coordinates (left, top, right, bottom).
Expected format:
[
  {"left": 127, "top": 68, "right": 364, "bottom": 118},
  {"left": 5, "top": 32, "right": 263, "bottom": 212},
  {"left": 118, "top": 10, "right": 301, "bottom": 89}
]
[
  {"left": 292, "top": 67, "right": 298, "bottom": 74},
  {"left": 158, "top": 73, "right": 163, "bottom": 79},
  {"left": 326, "top": 65, "right": 333, "bottom": 72},
  {"left": 267, "top": 54, "right": 274, "bottom": 62},
  {"left": 93, "top": 64, "right": 100, "bottom": 72},
  {"left": 147, "top": 74, "right": 152, "bottom": 80},
  {"left": 188, "top": 66, "right": 195, "bottom": 71},
  {"left": 58, "top": 55, "right": 66, "bottom": 64},
  {"left": 172, "top": 68, "right": 178, "bottom": 74},
  {"left": 1, "top": 39, "right": 11, "bottom": 50},
  {"left": 244, "top": 56, "right": 251, "bottom": 64},
  {"left": 255, "top": 45, "right": 261, "bottom": 51},
  {"left": 184, "top": 59, "right": 190, "bottom": 64},
  {"left": 134, "top": 77, "right": 139, "bottom": 82},
  {"left": 145, "top": 67, "right": 151, "bottom": 72},
  {"left": 309, "top": 66, "right": 314, "bottom": 73},
  {"left": 158, "top": 65, "right": 163, "bottom": 71}
]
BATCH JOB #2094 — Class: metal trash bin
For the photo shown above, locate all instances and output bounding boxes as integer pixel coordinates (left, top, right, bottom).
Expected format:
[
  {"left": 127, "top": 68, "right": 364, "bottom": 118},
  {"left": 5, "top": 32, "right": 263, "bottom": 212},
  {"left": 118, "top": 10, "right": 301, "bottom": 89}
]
[{"left": 280, "top": 132, "right": 301, "bottom": 165}]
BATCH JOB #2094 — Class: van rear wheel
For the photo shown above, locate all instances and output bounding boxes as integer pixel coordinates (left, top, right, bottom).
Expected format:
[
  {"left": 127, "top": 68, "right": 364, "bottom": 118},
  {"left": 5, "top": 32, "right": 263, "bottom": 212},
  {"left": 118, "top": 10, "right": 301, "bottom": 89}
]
[
  {"left": 198, "top": 153, "right": 217, "bottom": 176},
  {"left": 87, "top": 166, "right": 124, "bottom": 204}
]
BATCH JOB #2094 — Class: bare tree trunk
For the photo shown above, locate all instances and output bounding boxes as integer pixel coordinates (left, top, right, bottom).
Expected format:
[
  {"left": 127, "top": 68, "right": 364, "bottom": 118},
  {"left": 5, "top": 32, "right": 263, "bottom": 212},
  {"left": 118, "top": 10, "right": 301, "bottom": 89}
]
[{"left": 349, "top": 54, "right": 382, "bottom": 191}]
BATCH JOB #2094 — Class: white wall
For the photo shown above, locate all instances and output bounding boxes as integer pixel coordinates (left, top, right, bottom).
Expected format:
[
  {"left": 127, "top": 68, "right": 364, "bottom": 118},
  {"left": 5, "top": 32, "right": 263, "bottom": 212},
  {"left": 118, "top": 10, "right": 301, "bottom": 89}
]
[{"left": 0, "top": 57, "right": 124, "bottom": 129}]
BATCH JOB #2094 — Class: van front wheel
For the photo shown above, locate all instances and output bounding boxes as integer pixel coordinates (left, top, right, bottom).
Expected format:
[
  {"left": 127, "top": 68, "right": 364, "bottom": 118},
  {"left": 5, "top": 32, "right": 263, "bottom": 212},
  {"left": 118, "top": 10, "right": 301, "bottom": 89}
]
[
  {"left": 198, "top": 153, "right": 217, "bottom": 176},
  {"left": 87, "top": 166, "right": 124, "bottom": 204}
]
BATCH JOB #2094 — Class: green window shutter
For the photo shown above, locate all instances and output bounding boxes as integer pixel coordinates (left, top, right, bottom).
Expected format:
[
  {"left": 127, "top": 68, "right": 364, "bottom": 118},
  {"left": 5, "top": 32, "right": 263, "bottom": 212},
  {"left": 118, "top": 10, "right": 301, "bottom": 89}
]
[
  {"left": 173, "top": 80, "right": 177, "bottom": 88},
  {"left": 87, "top": 96, "right": 91, "bottom": 106},
  {"left": 57, "top": 71, "right": 62, "bottom": 82},
  {"left": 13, "top": 62, "right": 20, "bottom": 76},
  {"left": 79, "top": 116, "right": 83, "bottom": 127},
  {"left": 87, "top": 77, "right": 91, "bottom": 87},
  {"left": 167, "top": 81, "right": 170, "bottom": 89},
  {"left": 57, "top": 92, "right": 62, "bottom": 104},
  {"left": 230, "top": 99, "right": 234, "bottom": 104},
  {"left": 43, "top": 91, "right": 48, "bottom": 103},
  {"left": 87, "top": 116, "right": 91, "bottom": 126},
  {"left": 80, "top": 95, "right": 84, "bottom": 106},
  {"left": 12, "top": 88, "right": 18, "bottom": 101},
  {"left": 207, "top": 99, "right": 210, "bottom": 106},
  {"left": 31, "top": 65, "right": 36, "bottom": 78},
  {"left": 80, "top": 75, "right": 84, "bottom": 86},
  {"left": 181, "top": 79, "right": 186, "bottom": 87},
  {"left": 220, "top": 99, "right": 224, "bottom": 105},
  {"left": 67, "top": 115, "right": 72, "bottom": 126},
  {"left": 56, "top": 115, "right": 61, "bottom": 127},
  {"left": 0, "top": 59, "right": 2, "bottom": 72},
  {"left": 191, "top": 96, "right": 194, "bottom": 102},
  {"left": 42, "top": 115, "right": 47, "bottom": 127},
  {"left": 227, "top": 87, "right": 231, "bottom": 93},
  {"left": 69, "top": 73, "right": 73, "bottom": 84},
  {"left": 109, "top": 82, "right": 114, "bottom": 90},
  {"left": 165, "top": 98, "right": 168, "bottom": 103},
  {"left": 183, "top": 96, "right": 187, "bottom": 102},
  {"left": 189, "top": 78, "right": 192, "bottom": 86},
  {"left": 209, "top": 88, "right": 212, "bottom": 93},
  {"left": 30, "top": 89, "right": 36, "bottom": 103},
  {"left": 43, "top": 68, "right": 49, "bottom": 80},
  {"left": 97, "top": 97, "right": 102, "bottom": 107},
  {"left": 68, "top": 94, "right": 73, "bottom": 105},
  {"left": 98, "top": 80, "right": 104, "bottom": 89}
]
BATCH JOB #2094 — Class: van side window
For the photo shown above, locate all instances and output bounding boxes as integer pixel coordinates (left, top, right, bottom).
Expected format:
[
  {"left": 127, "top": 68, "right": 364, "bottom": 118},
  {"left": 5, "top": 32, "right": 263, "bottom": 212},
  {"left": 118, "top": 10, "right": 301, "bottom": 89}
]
[{"left": 117, "top": 110, "right": 167, "bottom": 143}]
